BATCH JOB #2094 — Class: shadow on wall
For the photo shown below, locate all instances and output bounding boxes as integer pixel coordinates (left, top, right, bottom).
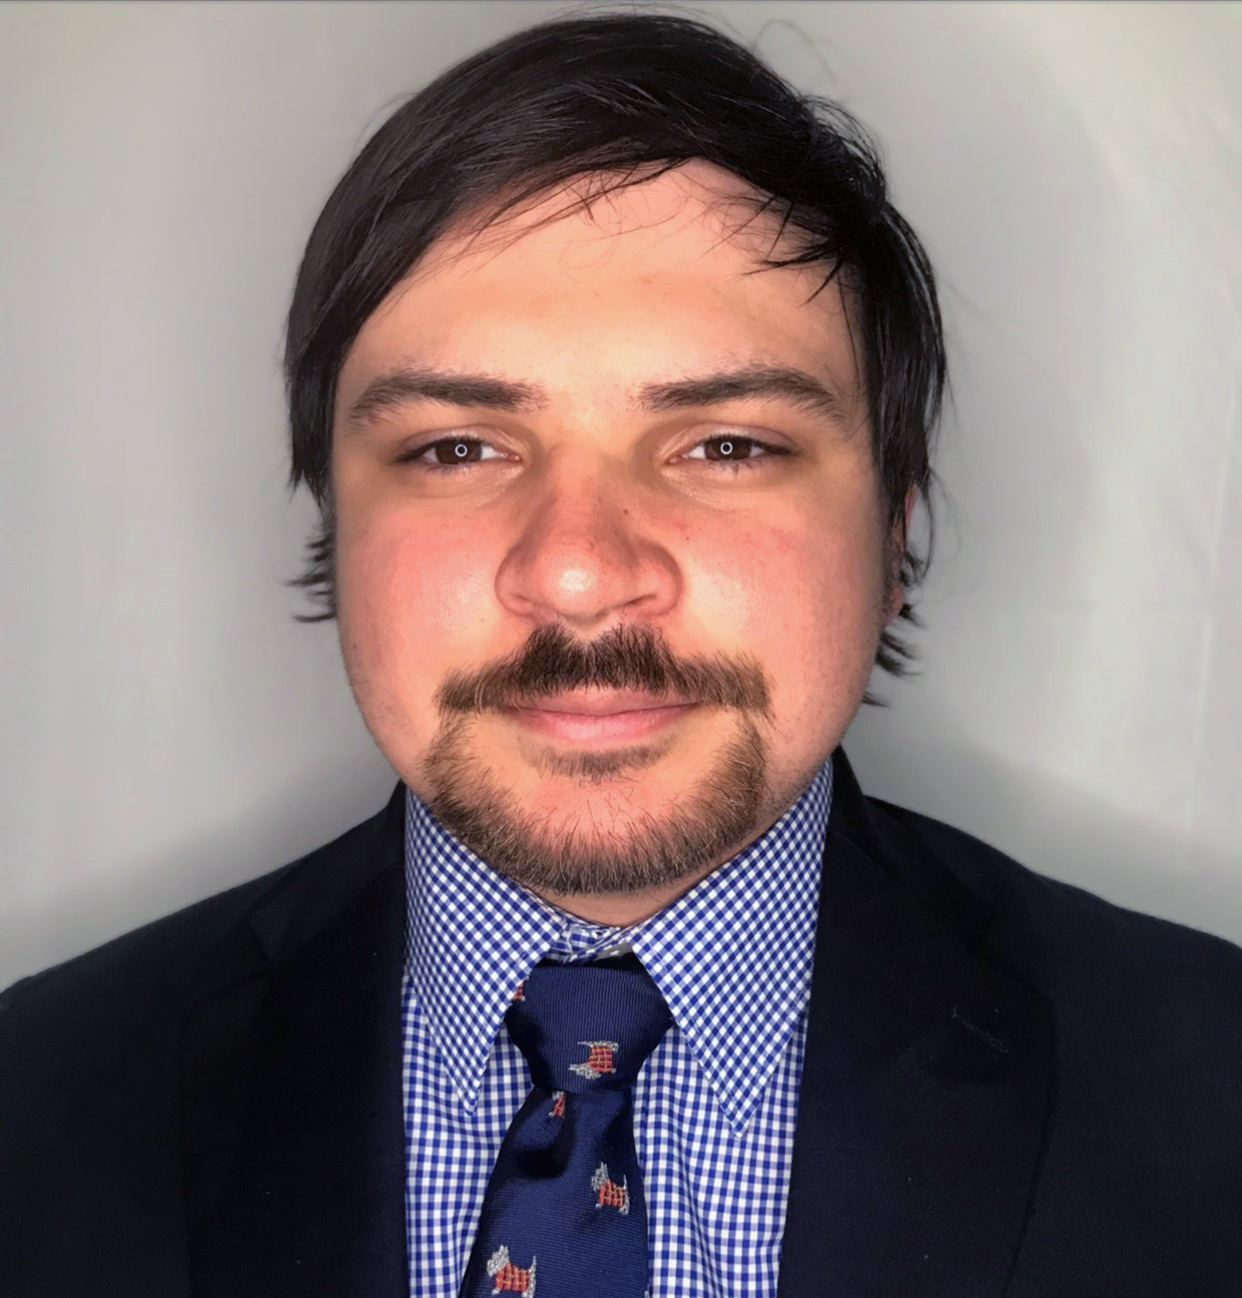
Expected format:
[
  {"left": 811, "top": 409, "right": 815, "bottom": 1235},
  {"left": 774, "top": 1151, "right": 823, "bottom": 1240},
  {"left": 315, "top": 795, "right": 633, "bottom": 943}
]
[
  {"left": 847, "top": 705, "right": 1242, "bottom": 950},
  {"left": 0, "top": 747, "right": 396, "bottom": 990}
]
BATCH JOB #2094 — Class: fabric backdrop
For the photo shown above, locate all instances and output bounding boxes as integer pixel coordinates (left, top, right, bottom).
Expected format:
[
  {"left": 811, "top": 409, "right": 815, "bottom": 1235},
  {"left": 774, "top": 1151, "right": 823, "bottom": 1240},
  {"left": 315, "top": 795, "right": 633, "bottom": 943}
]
[{"left": 0, "top": 0, "right": 1238, "bottom": 986}]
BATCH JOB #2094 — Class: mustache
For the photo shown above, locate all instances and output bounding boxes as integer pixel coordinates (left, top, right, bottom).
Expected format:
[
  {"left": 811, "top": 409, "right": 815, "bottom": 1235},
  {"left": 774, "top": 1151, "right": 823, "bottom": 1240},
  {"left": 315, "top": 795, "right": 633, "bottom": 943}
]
[{"left": 435, "top": 623, "right": 771, "bottom": 717}]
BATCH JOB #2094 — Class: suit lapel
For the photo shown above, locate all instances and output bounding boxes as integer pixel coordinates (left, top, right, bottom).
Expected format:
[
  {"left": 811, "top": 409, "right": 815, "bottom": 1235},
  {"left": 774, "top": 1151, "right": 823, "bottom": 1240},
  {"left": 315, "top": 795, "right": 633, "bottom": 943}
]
[
  {"left": 180, "top": 787, "right": 409, "bottom": 1298},
  {"left": 778, "top": 751, "right": 1053, "bottom": 1298},
  {"left": 175, "top": 755, "right": 1051, "bottom": 1296}
]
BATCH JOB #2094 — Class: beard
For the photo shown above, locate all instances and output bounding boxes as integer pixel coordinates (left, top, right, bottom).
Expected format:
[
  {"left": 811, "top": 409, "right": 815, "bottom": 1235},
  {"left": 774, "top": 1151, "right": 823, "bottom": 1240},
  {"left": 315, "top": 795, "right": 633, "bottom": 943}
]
[{"left": 418, "top": 622, "right": 773, "bottom": 897}]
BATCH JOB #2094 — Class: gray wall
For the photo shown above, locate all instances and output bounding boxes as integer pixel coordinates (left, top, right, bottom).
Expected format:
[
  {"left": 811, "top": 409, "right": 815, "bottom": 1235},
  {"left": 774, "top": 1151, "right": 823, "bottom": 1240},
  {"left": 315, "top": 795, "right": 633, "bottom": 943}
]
[{"left": 2, "top": 1, "right": 1239, "bottom": 986}]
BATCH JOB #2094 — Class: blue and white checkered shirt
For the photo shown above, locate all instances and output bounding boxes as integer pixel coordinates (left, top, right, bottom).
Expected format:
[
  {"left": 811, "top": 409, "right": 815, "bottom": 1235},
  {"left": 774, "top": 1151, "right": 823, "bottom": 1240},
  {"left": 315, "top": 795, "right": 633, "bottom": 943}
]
[{"left": 401, "top": 756, "right": 832, "bottom": 1297}]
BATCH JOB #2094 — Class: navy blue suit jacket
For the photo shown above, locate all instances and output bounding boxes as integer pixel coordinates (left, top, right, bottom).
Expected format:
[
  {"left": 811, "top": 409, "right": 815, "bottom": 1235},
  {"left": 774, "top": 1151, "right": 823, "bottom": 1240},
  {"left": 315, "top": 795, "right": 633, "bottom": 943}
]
[{"left": 2, "top": 748, "right": 1240, "bottom": 1295}]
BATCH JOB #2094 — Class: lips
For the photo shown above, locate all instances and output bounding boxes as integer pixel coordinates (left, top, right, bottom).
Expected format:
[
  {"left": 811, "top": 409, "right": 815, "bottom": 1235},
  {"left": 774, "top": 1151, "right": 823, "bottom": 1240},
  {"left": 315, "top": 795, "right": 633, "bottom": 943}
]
[
  {"left": 513, "top": 690, "right": 686, "bottom": 717},
  {"left": 503, "top": 692, "right": 698, "bottom": 743}
]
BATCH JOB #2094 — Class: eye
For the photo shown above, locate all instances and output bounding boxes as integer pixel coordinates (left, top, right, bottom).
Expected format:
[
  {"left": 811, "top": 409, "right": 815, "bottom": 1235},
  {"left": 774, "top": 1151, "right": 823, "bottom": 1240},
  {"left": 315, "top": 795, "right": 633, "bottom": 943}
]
[
  {"left": 397, "top": 436, "right": 508, "bottom": 472},
  {"left": 682, "top": 434, "right": 789, "bottom": 471}
]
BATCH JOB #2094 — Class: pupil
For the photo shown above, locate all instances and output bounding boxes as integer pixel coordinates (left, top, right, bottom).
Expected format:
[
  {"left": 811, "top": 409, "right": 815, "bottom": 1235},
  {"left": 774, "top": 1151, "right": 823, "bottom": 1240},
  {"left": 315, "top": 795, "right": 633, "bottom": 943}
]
[{"left": 713, "top": 437, "right": 751, "bottom": 460}]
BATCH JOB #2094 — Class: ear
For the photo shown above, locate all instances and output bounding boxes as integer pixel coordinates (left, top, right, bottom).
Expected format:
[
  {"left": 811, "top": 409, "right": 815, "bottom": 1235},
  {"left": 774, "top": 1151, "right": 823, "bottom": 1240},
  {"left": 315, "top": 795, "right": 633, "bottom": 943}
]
[{"left": 883, "top": 487, "right": 918, "bottom": 626}]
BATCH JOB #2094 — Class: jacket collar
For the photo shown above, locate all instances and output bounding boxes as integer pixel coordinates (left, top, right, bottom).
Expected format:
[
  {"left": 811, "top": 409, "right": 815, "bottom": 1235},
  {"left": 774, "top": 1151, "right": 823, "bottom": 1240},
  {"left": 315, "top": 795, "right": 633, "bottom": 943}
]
[
  {"left": 180, "top": 785, "right": 409, "bottom": 1298},
  {"left": 776, "top": 748, "right": 1053, "bottom": 1297}
]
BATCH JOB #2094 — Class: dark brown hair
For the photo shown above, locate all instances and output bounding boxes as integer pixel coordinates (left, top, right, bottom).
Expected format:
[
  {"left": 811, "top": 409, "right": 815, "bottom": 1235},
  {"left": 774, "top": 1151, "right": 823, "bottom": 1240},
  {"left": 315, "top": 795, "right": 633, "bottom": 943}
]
[{"left": 284, "top": 9, "right": 945, "bottom": 680}]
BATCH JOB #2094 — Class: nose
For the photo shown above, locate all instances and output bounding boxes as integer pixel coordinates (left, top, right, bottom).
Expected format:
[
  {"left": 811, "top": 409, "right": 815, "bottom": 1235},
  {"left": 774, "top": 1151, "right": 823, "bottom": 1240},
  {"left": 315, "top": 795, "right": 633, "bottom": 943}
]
[{"left": 493, "top": 453, "right": 681, "bottom": 632}]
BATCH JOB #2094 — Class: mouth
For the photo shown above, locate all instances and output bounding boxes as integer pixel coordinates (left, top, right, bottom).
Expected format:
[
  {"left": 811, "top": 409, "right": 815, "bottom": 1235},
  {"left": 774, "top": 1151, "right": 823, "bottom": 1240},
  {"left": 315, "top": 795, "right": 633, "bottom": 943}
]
[{"left": 502, "top": 690, "right": 699, "bottom": 744}]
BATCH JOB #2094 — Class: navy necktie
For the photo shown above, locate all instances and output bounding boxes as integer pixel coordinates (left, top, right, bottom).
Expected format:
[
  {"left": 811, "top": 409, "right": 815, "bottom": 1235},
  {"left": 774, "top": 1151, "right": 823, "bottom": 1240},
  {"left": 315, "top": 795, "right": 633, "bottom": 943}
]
[{"left": 459, "top": 953, "right": 672, "bottom": 1298}]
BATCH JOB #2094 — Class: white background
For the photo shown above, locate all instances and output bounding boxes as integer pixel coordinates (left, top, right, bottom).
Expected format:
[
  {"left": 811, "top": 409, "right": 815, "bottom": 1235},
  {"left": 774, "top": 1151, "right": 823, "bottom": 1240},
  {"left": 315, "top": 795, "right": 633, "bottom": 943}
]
[{"left": 1, "top": 1, "right": 1239, "bottom": 987}]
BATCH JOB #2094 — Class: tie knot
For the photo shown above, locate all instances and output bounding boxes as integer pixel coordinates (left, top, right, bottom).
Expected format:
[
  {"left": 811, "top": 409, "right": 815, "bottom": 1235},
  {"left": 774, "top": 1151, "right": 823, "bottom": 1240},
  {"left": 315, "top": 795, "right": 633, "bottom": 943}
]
[{"left": 506, "top": 954, "right": 671, "bottom": 1093}]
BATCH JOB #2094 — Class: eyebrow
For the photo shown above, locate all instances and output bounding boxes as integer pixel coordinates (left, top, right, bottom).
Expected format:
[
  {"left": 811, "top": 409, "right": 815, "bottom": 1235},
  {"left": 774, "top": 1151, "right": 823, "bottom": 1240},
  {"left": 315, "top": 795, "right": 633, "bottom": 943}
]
[
  {"left": 346, "top": 369, "right": 545, "bottom": 425},
  {"left": 344, "top": 362, "right": 849, "bottom": 430},
  {"left": 639, "top": 365, "right": 848, "bottom": 425}
]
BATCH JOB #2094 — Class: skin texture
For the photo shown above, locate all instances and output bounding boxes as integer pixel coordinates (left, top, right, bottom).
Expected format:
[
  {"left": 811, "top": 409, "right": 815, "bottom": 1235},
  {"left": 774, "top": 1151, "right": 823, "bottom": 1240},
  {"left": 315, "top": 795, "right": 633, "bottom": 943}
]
[{"left": 331, "top": 161, "right": 906, "bottom": 924}]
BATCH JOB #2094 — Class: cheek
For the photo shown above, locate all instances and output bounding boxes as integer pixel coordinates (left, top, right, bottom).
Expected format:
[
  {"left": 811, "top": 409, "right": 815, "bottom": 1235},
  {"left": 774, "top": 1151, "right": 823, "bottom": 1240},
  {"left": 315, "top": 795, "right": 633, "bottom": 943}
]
[
  {"left": 686, "top": 512, "right": 882, "bottom": 726},
  {"left": 337, "top": 505, "right": 498, "bottom": 683},
  {"left": 688, "top": 511, "right": 879, "bottom": 647}
]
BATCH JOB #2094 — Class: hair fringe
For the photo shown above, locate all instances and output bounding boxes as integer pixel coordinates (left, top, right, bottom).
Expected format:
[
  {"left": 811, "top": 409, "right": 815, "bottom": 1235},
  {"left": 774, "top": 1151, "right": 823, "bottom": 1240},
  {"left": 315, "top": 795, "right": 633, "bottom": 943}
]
[{"left": 282, "top": 11, "right": 947, "bottom": 694}]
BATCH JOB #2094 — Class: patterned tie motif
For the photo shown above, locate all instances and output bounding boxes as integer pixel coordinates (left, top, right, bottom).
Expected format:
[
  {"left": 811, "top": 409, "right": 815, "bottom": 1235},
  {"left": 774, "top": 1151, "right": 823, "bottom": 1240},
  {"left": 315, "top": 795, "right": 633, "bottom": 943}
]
[{"left": 459, "top": 954, "right": 672, "bottom": 1298}]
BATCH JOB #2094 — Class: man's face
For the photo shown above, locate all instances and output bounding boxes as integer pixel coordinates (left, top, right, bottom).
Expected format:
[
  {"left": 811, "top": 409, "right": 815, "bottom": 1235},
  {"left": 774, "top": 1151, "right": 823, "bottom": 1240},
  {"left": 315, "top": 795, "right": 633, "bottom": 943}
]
[{"left": 332, "top": 162, "right": 902, "bottom": 917}]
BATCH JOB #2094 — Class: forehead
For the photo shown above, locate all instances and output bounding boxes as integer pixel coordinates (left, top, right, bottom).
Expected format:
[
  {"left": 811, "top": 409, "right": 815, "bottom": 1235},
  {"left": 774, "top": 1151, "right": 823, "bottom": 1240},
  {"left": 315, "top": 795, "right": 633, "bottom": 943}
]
[
  {"left": 419, "top": 159, "right": 806, "bottom": 282},
  {"left": 341, "top": 161, "right": 860, "bottom": 408}
]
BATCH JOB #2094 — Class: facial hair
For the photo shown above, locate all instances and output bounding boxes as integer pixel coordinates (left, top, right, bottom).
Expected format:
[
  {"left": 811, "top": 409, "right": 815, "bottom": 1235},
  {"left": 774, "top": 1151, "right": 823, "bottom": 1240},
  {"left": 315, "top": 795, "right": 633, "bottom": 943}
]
[{"left": 420, "top": 622, "right": 773, "bottom": 896}]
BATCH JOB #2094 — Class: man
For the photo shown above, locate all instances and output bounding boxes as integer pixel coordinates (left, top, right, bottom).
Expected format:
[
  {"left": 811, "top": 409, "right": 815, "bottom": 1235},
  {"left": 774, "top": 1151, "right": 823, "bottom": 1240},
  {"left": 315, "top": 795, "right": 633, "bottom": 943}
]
[{"left": 2, "top": 10, "right": 1239, "bottom": 1297}]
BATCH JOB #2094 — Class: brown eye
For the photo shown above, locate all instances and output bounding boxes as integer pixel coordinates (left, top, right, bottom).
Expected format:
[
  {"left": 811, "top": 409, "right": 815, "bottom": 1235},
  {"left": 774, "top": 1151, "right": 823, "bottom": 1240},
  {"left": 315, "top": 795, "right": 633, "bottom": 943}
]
[
  {"left": 432, "top": 439, "right": 484, "bottom": 465},
  {"left": 684, "top": 434, "right": 788, "bottom": 471},
  {"left": 703, "top": 436, "right": 757, "bottom": 461},
  {"left": 399, "top": 437, "right": 507, "bottom": 471}
]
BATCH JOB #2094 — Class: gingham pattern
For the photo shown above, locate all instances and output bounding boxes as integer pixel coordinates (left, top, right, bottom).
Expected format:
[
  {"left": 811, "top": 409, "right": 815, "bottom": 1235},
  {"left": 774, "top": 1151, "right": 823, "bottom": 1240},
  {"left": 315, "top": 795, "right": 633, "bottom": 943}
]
[{"left": 402, "top": 756, "right": 832, "bottom": 1297}]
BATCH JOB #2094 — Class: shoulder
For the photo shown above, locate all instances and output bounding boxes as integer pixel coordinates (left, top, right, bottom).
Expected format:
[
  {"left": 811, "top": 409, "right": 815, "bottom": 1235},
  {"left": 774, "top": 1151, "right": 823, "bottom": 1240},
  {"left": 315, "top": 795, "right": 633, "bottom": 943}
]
[
  {"left": 0, "top": 789, "right": 405, "bottom": 1288},
  {"left": 865, "top": 794, "right": 1242, "bottom": 1063},
  {"left": 847, "top": 793, "right": 1242, "bottom": 1274},
  {"left": 872, "top": 795, "right": 1242, "bottom": 969},
  {"left": 0, "top": 791, "right": 400, "bottom": 1048}
]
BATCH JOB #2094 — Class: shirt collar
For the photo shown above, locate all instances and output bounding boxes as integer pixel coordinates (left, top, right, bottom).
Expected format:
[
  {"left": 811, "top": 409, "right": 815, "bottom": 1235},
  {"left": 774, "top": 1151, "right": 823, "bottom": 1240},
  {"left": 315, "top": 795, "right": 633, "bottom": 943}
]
[{"left": 405, "top": 757, "right": 832, "bottom": 1131}]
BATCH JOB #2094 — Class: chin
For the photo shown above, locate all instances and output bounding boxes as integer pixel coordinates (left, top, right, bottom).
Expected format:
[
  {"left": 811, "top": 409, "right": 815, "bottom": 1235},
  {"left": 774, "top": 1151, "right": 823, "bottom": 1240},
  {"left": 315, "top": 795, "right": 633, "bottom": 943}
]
[{"left": 414, "top": 709, "right": 773, "bottom": 897}]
